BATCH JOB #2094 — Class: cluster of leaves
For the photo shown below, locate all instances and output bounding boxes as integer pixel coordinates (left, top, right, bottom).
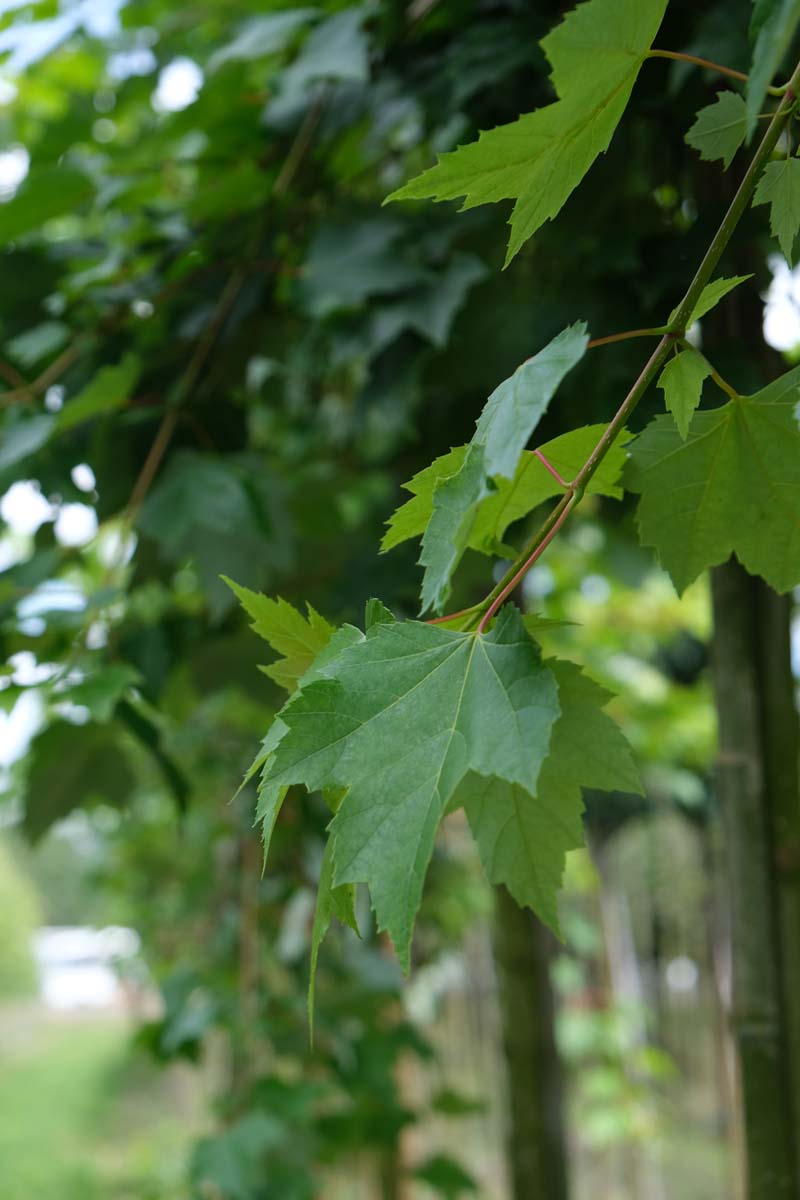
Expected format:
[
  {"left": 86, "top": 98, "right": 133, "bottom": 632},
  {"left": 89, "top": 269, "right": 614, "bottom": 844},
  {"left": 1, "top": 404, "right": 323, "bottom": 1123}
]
[
  {"left": 234, "top": 580, "right": 642, "bottom": 983},
  {"left": 227, "top": 0, "right": 800, "bottom": 990}
]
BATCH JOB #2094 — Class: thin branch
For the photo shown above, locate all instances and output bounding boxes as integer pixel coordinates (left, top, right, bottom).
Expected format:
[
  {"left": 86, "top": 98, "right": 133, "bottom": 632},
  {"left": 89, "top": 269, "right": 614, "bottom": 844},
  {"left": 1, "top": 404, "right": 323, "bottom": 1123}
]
[
  {"left": 478, "top": 495, "right": 578, "bottom": 633},
  {"left": 0, "top": 358, "right": 27, "bottom": 389},
  {"left": 120, "top": 98, "right": 328, "bottom": 536},
  {"left": 120, "top": 270, "right": 246, "bottom": 538},
  {"left": 122, "top": 409, "right": 179, "bottom": 530},
  {"left": 0, "top": 342, "right": 81, "bottom": 408},
  {"left": 273, "top": 90, "right": 329, "bottom": 197}
]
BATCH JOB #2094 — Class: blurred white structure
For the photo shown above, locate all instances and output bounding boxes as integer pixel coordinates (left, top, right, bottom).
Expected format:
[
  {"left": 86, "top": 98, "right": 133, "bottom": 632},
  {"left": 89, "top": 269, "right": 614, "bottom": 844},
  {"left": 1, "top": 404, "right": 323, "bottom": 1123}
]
[
  {"left": 32, "top": 925, "right": 140, "bottom": 1010},
  {"left": 763, "top": 254, "right": 800, "bottom": 351}
]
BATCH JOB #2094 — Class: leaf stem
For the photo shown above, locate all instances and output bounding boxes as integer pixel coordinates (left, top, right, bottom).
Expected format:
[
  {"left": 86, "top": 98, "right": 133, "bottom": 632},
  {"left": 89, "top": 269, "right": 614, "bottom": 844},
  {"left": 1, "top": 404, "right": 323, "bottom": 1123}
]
[
  {"left": 533, "top": 449, "right": 570, "bottom": 488},
  {"left": 648, "top": 49, "right": 785, "bottom": 97},
  {"left": 680, "top": 339, "right": 741, "bottom": 399},
  {"left": 471, "top": 65, "right": 800, "bottom": 629},
  {"left": 587, "top": 326, "right": 665, "bottom": 349},
  {"left": 427, "top": 602, "right": 483, "bottom": 626}
]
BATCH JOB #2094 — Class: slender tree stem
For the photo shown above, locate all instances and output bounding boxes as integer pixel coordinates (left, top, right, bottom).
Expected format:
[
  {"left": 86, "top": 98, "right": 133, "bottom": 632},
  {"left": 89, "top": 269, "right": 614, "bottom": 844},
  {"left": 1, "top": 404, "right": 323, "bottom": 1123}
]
[
  {"left": 477, "top": 496, "right": 577, "bottom": 633},
  {"left": 648, "top": 49, "right": 786, "bottom": 96},
  {"left": 0, "top": 357, "right": 27, "bottom": 389},
  {"left": 464, "top": 66, "right": 800, "bottom": 630}
]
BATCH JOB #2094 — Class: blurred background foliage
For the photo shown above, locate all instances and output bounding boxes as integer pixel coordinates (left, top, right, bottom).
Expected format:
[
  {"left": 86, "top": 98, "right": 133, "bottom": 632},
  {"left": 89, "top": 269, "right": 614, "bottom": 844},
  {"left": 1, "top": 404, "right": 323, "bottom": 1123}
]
[{"left": 0, "top": 0, "right": 793, "bottom": 1197}]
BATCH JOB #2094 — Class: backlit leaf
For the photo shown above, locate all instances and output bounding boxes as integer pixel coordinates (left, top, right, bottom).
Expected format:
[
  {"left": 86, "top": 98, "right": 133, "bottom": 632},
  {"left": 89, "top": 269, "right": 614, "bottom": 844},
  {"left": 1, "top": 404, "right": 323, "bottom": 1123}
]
[
  {"left": 669, "top": 274, "right": 752, "bottom": 327},
  {"left": 657, "top": 348, "right": 712, "bottom": 439},
  {"left": 224, "top": 576, "right": 333, "bottom": 693},
  {"left": 685, "top": 91, "right": 748, "bottom": 168},
  {"left": 753, "top": 157, "right": 800, "bottom": 262},
  {"left": 387, "top": 0, "right": 668, "bottom": 264}
]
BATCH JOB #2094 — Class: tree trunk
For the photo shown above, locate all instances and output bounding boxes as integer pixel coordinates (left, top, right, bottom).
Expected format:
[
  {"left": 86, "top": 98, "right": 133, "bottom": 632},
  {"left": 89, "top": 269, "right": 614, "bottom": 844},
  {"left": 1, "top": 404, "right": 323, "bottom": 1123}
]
[
  {"left": 492, "top": 884, "right": 569, "bottom": 1200},
  {"left": 753, "top": 583, "right": 800, "bottom": 1127},
  {"left": 710, "top": 561, "right": 800, "bottom": 1198}
]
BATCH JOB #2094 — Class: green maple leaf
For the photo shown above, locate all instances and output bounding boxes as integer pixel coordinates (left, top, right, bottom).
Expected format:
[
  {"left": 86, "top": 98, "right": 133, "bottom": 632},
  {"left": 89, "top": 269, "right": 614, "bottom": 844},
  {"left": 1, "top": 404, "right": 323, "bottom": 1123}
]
[
  {"left": 386, "top": 0, "right": 667, "bottom": 264},
  {"left": 419, "top": 441, "right": 487, "bottom": 613},
  {"left": 416, "top": 323, "right": 588, "bottom": 612},
  {"left": 657, "top": 348, "right": 712, "bottom": 439},
  {"left": 746, "top": 0, "right": 800, "bottom": 137},
  {"left": 309, "top": 806, "right": 359, "bottom": 1034},
  {"left": 753, "top": 158, "right": 800, "bottom": 262},
  {"left": 223, "top": 576, "right": 333, "bottom": 692},
  {"left": 460, "top": 660, "right": 642, "bottom": 934},
  {"left": 236, "top": 624, "right": 364, "bottom": 855},
  {"left": 364, "top": 597, "right": 395, "bottom": 629},
  {"left": 260, "top": 607, "right": 560, "bottom": 967},
  {"left": 669, "top": 274, "right": 752, "bottom": 329},
  {"left": 383, "top": 423, "right": 624, "bottom": 559},
  {"left": 627, "top": 365, "right": 800, "bottom": 593},
  {"left": 382, "top": 446, "right": 467, "bottom": 553},
  {"left": 685, "top": 91, "right": 748, "bottom": 169}
]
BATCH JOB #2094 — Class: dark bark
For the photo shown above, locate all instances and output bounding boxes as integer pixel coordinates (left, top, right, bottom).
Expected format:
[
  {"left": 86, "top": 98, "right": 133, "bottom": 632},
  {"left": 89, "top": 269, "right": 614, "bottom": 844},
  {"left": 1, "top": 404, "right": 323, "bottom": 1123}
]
[
  {"left": 754, "top": 584, "right": 800, "bottom": 1124},
  {"left": 378, "top": 1147, "right": 402, "bottom": 1200},
  {"left": 710, "top": 562, "right": 800, "bottom": 1198},
  {"left": 492, "top": 884, "right": 569, "bottom": 1200}
]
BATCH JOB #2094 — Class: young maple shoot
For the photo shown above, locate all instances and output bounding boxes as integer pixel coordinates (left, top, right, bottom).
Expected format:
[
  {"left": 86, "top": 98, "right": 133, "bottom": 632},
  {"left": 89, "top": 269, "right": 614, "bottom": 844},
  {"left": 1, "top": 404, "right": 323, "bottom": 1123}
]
[{"left": 232, "top": 0, "right": 800, "bottom": 999}]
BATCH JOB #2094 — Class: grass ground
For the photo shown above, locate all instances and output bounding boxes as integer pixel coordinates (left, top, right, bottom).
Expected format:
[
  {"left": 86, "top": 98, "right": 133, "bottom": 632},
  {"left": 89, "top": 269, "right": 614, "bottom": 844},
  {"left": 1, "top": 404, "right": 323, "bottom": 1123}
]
[
  {"left": 0, "top": 1002, "right": 731, "bottom": 1199},
  {"left": 0, "top": 1007, "right": 205, "bottom": 1200}
]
